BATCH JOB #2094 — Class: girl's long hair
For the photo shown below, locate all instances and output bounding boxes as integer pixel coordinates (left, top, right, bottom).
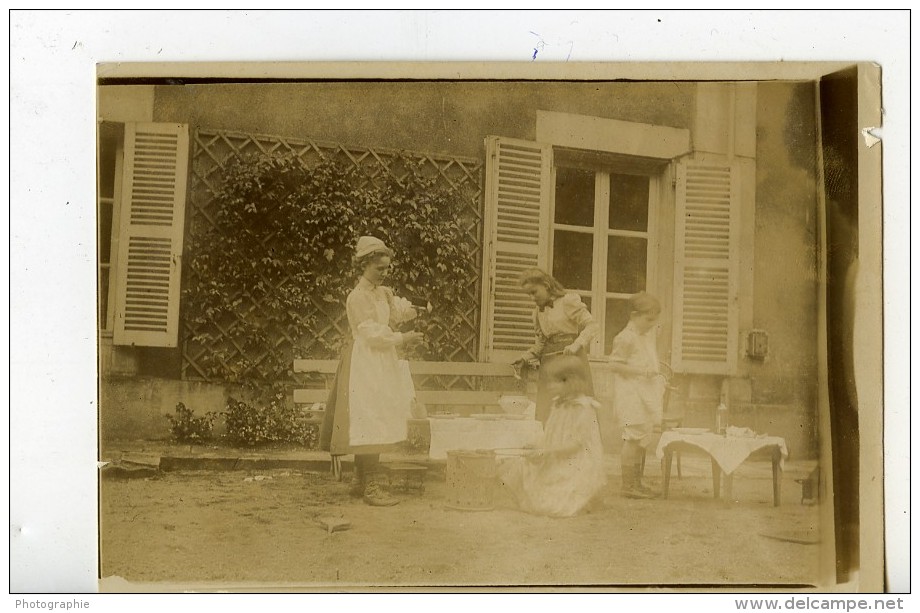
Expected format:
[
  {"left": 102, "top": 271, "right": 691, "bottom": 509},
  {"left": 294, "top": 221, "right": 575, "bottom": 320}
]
[{"left": 518, "top": 267, "right": 566, "bottom": 298}]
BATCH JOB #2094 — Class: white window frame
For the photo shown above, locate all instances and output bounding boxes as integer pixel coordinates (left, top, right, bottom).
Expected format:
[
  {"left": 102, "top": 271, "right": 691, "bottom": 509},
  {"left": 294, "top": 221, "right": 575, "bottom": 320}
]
[
  {"left": 482, "top": 114, "right": 691, "bottom": 363},
  {"left": 548, "top": 164, "right": 661, "bottom": 358},
  {"left": 98, "top": 122, "right": 125, "bottom": 336}
]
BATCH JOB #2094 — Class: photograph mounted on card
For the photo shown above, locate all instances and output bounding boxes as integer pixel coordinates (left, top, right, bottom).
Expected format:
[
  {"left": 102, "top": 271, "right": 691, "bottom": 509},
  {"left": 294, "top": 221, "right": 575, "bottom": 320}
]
[{"left": 95, "top": 60, "right": 883, "bottom": 593}]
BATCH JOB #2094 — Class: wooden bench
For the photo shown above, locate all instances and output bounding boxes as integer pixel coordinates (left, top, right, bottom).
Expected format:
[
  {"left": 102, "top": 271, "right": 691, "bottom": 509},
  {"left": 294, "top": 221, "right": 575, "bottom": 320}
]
[
  {"left": 293, "top": 359, "right": 532, "bottom": 477},
  {"left": 293, "top": 359, "right": 529, "bottom": 414}
]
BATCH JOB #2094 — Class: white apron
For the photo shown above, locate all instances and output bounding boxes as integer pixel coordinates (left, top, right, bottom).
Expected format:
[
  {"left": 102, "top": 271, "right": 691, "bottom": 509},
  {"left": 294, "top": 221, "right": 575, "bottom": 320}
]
[{"left": 346, "top": 282, "right": 415, "bottom": 447}]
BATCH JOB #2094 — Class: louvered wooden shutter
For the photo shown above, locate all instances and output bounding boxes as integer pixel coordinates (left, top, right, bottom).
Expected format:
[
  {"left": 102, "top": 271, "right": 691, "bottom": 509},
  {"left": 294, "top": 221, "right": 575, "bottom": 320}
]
[
  {"left": 480, "top": 136, "right": 552, "bottom": 362},
  {"left": 671, "top": 160, "right": 740, "bottom": 374},
  {"left": 112, "top": 123, "right": 189, "bottom": 347}
]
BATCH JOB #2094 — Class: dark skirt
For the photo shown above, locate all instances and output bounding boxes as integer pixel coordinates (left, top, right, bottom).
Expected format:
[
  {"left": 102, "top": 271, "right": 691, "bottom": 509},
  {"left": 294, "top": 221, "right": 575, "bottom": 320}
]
[{"left": 319, "top": 342, "right": 403, "bottom": 456}]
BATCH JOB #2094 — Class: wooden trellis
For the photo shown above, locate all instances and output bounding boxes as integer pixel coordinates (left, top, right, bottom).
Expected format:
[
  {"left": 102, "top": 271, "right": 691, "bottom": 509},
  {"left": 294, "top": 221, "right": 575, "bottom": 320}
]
[{"left": 181, "top": 128, "right": 484, "bottom": 387}]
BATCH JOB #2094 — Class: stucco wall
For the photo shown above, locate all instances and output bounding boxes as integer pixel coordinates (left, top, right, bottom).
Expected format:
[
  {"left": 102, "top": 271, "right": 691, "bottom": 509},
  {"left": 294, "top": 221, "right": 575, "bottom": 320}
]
[
  {"left": 153, "top": 81, "right": 694, "bottom": 157},
  {"left": 751, "top": 82, "right": 819, "bottom": 378},
  {"left": 98, "top": 85, "right": 154, "bottom": 122},
  {"left": 100, "top": 375, "right": 230, "bottom": 442},
  {"left": 752, "top": 81, "right": 819, "bottom": 440}
]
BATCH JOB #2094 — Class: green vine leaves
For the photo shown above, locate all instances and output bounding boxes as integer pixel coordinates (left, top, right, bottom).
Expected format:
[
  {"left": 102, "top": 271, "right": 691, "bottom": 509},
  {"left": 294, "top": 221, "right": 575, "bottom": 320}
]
[{"left": 183, "top": 152, "right": 479, "bottom": 390}]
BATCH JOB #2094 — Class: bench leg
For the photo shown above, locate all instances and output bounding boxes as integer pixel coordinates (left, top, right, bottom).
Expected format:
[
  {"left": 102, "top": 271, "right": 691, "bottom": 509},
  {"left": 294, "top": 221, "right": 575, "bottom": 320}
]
[{"left": 330, "top": 455, "right": 343, "bottom": 481}]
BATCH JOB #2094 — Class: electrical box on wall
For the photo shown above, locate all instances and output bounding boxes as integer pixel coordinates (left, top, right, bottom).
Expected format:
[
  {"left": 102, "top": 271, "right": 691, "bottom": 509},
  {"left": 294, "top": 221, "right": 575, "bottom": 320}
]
[{"left": 747, "top": 329, "right": 769, "bottom": 360}]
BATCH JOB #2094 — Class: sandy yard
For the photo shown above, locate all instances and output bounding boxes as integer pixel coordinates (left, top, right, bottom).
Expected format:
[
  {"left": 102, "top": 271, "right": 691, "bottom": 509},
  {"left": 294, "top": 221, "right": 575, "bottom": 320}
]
[{"left": 99, "top": 456, "right": 825, "bottom": 590}]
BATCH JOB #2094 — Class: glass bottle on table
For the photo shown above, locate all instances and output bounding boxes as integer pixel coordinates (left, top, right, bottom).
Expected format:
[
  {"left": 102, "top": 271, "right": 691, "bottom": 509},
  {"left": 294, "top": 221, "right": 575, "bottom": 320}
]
[{"left": 716, "top": 402, "right": 729, "bottom": 435}]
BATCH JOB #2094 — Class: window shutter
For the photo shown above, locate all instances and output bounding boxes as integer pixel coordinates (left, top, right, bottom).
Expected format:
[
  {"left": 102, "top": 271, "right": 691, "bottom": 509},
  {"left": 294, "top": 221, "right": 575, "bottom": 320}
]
[
  {"left": 112, "top": 123, "right": 189, "bottom": 347},
  {"left": 480, "top": 136, "right": 552, "bottom": 362},
  {"left": 671, "top": 160, "right": 740, "bottom": 374}
]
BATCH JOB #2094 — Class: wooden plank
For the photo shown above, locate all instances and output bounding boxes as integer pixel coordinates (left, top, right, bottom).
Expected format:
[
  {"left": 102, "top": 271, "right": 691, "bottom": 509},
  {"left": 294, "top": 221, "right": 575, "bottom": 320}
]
[
  {"left": 407, "top": 361, "right": 516, "bottom": 377},
  {"left": 293, "top": 359, "right": 339, "bottom": 374},
  {"left": 294, "top": 389, "right": 330, "bottom": 404},
  {"left": 293, "top": 359, "right": 516, "bottom": 377},
  {"left": 294, "top": 388, "right": 506, "bottom": 406},
  {"left": 416, "top": 390, "right": 503, "bottom": 405}
]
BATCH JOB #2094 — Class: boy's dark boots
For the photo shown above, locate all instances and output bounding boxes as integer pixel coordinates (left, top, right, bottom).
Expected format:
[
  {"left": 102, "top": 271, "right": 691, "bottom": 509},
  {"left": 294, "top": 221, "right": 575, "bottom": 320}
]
[
  {"left": 634, "top": 466, "right": 660, "bottom": 498},
  {"left": 634, "top": 451, "right": 660, "bottom": 497},
  {"left": 363, "top": 472, "right": 399, "bottom": 507},
  {"left": 621, "top": 442, "right": 654, "bottom": 499},
  {"left": 621, "top": 463, "right": 655, "bottom": 499}
]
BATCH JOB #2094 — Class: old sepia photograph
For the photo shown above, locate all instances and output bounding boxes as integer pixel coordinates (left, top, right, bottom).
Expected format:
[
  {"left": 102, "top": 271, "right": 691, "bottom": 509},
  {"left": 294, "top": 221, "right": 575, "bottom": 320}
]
[{"left": 92, "top": 60, "right": 885, "bottom": 592}]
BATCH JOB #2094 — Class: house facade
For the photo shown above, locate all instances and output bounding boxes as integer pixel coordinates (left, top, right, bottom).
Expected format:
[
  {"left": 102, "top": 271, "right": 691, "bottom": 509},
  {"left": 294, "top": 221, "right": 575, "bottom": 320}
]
[{"left": 98, "top": 80, "right": 819, "bottom": 457}]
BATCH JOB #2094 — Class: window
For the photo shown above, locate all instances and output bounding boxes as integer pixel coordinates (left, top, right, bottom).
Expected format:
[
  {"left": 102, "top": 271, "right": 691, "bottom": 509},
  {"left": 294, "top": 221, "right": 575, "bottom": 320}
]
[
  {"left": 550, "top": 165, "right": 658, "bottom": 355},
  {"left": 482, "top": 135, "right": 740, "bottom": 375},
  {"left": 98, "top": 122, "right": 124, "bottom": 333},
  {"left": 98, "top": 121, "right": 190, "bottom": 348}
]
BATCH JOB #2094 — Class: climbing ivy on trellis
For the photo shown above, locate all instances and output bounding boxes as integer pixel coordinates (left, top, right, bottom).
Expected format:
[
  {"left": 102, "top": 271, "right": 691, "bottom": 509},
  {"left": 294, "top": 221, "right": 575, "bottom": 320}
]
[{"left": 182, "top": 150, "right": 479, "bottom": 390}]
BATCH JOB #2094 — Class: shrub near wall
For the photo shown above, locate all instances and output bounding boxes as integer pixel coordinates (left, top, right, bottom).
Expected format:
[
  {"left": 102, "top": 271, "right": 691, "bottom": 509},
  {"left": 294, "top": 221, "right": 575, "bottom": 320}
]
[{"left": 184, "top": 152, "right": 478, "bottom": 391}]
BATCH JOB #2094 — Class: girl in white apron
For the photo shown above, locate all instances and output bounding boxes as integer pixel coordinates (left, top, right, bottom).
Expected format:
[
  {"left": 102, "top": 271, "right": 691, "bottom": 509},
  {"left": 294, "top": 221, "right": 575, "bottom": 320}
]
[{"left": 320, "top": 236, "right": 422, "bottom": 506}]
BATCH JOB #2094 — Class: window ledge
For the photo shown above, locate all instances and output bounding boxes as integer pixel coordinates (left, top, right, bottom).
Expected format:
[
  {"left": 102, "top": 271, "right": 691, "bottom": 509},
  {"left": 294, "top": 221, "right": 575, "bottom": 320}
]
[{"left": 537, "top": 110, "right": 691, "bottom": 160}]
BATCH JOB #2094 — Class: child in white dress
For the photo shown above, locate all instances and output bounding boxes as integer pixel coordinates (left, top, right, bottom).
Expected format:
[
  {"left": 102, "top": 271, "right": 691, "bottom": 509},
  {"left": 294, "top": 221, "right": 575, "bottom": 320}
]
[{"left": 496, "top": 355, "right": 607, "bottom": 517}]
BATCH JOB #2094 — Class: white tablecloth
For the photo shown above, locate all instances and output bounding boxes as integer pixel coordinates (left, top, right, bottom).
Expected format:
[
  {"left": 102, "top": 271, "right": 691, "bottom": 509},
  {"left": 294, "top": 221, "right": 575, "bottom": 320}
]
[
  {"left": 655, "top": 431, "right": 788, "bottom": 475},
  {"left": 427, "top": 417, "right": 544, "bottom": 460}
]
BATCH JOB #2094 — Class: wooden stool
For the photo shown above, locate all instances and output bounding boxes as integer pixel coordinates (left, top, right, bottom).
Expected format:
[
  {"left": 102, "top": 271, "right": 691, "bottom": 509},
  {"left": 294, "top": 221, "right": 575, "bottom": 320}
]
[{"left": 386, "top": 463, "right": 428, "bottom": 494}]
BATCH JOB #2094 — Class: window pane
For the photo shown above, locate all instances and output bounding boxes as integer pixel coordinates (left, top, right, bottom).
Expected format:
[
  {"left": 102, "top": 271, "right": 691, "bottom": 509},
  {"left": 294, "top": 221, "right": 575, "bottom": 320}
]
[
  {"left": 100, "top": 267, "right": 110, "bottom": 330},
  {"left": 99, "top": 202, "right": 113, "bottom": 264},
  {"left": 606, "top": 236, "right": 647, "bottom": 293},
  {"left": 609, "top": 173, "right": 649, "bottom": 232},
  {"left": 554, "top": 167, "right": 594, "bottom": 227},
  {"left": 98, "top": 137, "right": 117, "bottom": 199},
  {"left": 553, "top": 230, "right": 593, "bottom": 291},
  {"left": 604, "top": 298, "right": 631, "bottom": 354}
]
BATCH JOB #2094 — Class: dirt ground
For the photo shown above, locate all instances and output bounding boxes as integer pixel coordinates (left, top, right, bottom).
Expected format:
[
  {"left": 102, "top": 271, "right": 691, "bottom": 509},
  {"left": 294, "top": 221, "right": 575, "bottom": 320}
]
[{"left": 99, "top": 455, "right": 825, "bottom": 591}]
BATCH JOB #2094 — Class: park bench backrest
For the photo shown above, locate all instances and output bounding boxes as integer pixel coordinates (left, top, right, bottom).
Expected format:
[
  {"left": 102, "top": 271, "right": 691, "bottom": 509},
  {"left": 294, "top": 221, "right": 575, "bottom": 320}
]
[{"left": 292, "top": 359, "right": 527, "bottom": 417}]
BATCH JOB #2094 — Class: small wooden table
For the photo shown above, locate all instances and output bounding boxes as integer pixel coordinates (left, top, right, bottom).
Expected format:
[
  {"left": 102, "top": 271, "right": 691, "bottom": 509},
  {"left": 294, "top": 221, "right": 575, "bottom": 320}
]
[{"left": 656, "top": 431, "right": 788, "bottom": 506}]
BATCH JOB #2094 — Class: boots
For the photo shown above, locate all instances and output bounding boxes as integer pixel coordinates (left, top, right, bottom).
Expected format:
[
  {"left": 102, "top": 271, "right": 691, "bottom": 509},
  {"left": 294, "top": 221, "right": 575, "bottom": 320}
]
[
  {"left": 621, "top": 441, "right": 654, "bottom": 499},
  {"left": 634, "top": 450, "right": 659, "bottom": 497},
  {"left": 363, "top": 472, "right": 399, "bottom": 507},
  {"left": 348, "top": 464, "right": 365, "bottom": 497},
  {"left": 634, "top": 465, "right": 659, "bottom": 498},
  {"left": 621, "top": 464, "right": 655, "bottom": 499}
]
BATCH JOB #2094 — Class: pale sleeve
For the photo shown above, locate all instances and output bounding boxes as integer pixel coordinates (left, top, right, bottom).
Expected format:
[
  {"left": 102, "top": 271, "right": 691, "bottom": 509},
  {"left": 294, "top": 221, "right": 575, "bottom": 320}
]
[
  {"left": 562, "top": 293, "right": 599, "bottom": 351},
  {"left": 347, "top": 290, "right": 403, "bottom": 350},
  {"left": 608, "top": 330, "right": 636, "bottom": 365}
]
